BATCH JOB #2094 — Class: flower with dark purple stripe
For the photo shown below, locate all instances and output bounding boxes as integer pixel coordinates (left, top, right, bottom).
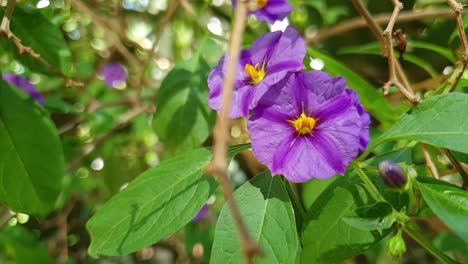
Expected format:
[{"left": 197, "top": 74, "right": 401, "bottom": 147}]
[
  {"left": 247, "top": 71, "right": 370, "bottom": 182},
  {"left": 234, "top": 0, "right": 292, "bottom": 24},
  {"left": 378, "top": 161, "right": 407, "bottom": 189},
  {"left": 101, "top": 63, "right": 127, "bottom": 88},
  {"left": 192, "top": 204, "right": 209, "bottom": 223},
  {"left": 208, "top": 26, "right": 305, "bottom": 118},
  {"left": 2, "top": 74, "right": 45, "bottom": 105}
]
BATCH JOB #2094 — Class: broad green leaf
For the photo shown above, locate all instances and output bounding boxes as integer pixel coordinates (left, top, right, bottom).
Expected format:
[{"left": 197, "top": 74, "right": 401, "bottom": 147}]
[
  {"left": 87, "top": 144, "right": 250, "bottom": 256},
  {"left": 153, "top": 54, "right": 216, "bottom": 153},
  {"left": 343, "top": 202, "right": 396, "bottom": 231},
  {"left": 301, "top": 175, "right": 389, "bottom": 264},
  {"left": 307, "top": 49, "right": 397, "bottom": 127},
  {"left": 417, "top": 177, "right": 468, "bottom": 242},
  {"left": 211, "top": 171, "right": 301, "bottom": 264},
  {"left": 452, "top": 150, "right": 468, "bottom": 164},
  {"left": 373, "top": 93, "right": 468, "bottom": 154},
  {"left": 0, "top": 226, "right": 54, "bottom": 264},
  {"left": 0, "top": 81, "right": 64, "bottom": 217},
  {"left": 302, "top": 177, "right": 337, "bottom": 209},
  {"left": 0, "top": 7, "right": 72, "bottom": 75},
  {"left": 366, "top": 148, "right": 413, "bottom": 166}
]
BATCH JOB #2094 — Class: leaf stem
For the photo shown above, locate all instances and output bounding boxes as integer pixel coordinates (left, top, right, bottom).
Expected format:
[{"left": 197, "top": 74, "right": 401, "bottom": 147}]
[
  {"left": 281, "top": 176, "right": 306, "bottom": 229},
  {"left": 403, "top": 225, "right": 459, "bottom": 264},
  {"left": 353, "top": 164, "right": 386, "bottom": 202}
]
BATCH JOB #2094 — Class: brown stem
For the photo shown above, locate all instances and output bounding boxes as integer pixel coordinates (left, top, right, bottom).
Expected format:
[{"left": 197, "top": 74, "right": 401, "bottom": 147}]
[
  {"left": 447, "top": 0, "right": 468, "bottom": 92},
  {"left": 444, "top": 149, "right": 468, "bottom": 189},
  {"left": 205, "top": 1, "right": 262, "bottom": 263},
  {"left": 422, "top": 144, "right": 440, "bottom": 179},
  {"left": 0, "top": 0, "right": 83, "bottom": 88}
]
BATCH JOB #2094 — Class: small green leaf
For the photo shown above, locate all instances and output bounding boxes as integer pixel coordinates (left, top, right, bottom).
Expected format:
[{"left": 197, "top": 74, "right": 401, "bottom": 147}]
[
  {"left": 0, "top": 81, "right": 64, "bottom": 217},
  {"left": 301, "top": 175, "right": 390, "bottom": 264},
  {"left": 417, "top": 177, "right": 468, "bottom": 242},
  {"left": 211, "top": 171, "right": 301, "bottom": 264},
  {"left": 307, "top": 49, "right": 397, "bottom": 127},
  {"left": 87, "top": 144, "right": 250, "bottom": 256},
  {"left": 153, "top": 54, "right": 216, "bottom": 153},
  {"left": 0, "top": 226, "right": 54, "bottom": 264},
  {"left": 0, "top": 7, "right": 72, "bottom": 75},
  {"left": 373, "top": 93, "right": 468, "bottom": 154},
  {"left": 343, "top": 202, "right": 396, "bottom": 231}
]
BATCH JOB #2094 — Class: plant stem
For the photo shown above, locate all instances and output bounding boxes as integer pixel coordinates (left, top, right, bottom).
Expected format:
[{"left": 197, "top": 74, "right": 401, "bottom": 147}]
[
  {"left": 403, "top": 225, "right": 459, "bottom": 264},
  {"left": 281, "top": 176, "right": 306, "bottom": 230},
  {"left": 353, "top": 164, "right": 385, "bottom": 202}
]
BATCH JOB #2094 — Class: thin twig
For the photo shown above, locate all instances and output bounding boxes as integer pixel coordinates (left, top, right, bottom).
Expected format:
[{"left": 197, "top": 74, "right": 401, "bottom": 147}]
[
  {"left": 307, "top": 9, "right": 456, "bottom": 44},
  {"left": 444, "top": 149, "right": 468, "bottom": 189},
  {"left": 205, "top": 1, "right": 262, "bottom": 263},
  {"left": 447, "top": 0, "right": 468, "bottom": 92},
  {"left": 134, "top": 0, "right": 180, "bottom": 106},
  {"left": 421, "top": 144, "right": 440, "bottom": 179},
  {"left": 351, "top": 0, "right": 420, "bottom": 104},
  {"left": 0, "top": 0, "right": 83, "bottom": 88},
  {"left": 67, "top": 105, "right": 154, "bottom": 170}
]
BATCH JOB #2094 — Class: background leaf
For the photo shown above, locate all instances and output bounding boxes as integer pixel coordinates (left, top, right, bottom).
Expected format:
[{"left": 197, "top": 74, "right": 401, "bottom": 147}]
[
  {"left": 87, "top": 144, "right": 249, "bottom": 256},
  {"left": 211, "top": 171, "right": 301, "bottom": 264},
  {"left": 153, "top": 54, "right": 216, "bottom": 153},
  {"left": 417, "top": 177, "right": 468, "bottom": 242},
  {"left": 373, "top": 93, "right": 468, "bottom": 154},
  {"left": 301, "top": 175, "right": 390, "bottom": 264},
  {"left": 0, "top": 81, "right": 64, "bottom": 217}
]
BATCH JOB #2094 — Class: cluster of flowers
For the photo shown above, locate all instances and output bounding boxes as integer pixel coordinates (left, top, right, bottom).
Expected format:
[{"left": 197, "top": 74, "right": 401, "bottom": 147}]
[{"left": 208, "top": 2, "right": 370, "bottom": 183}]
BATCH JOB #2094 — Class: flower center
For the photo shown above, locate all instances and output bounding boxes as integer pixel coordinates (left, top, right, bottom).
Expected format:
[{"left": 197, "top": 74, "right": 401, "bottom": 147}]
[
  {"left": 289, "top": 112, "right": 316, "bottom": 136},
  {"left": 245, "top": 63, "right": 266, "bottom": 85},
  {"left": 256, "top": 0, "right": 268, "bottom": 9}
]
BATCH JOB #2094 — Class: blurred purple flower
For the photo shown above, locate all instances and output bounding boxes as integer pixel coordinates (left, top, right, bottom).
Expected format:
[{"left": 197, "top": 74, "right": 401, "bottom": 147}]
[
  {"left": 247, "top": 71, "right": 370, "bottom": 183},
  {"left": 192, "top": 204, "right": 209, "bottom": 223},
  {"left": 234, "top": 0, "right": 292, "bottom": 24},
  {"left": 208, "top": 26, "right": 305, "bottom": 118},
  {"left": 101, "top": 63, "right": 127, "bottom": 88},
  {"left": 2, "top": 74, "right": 45, "bottom": 105}
]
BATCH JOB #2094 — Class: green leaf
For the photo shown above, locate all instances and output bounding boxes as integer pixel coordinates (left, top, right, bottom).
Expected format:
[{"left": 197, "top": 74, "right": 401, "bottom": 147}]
[
  {"left": 0, "top": 226, "right": 54, "bottom": 264},
  {"left": 0, "top": 81, "right": 64, "bottom": 217},
  {"left": 87, "top": 144, "right": 250, "bottom": 256},
  {"left": 365, "top": 148, "right": 413, "bottom": 166},
  {"left": 402, "top": 54, "right": 438, "bottom": 78},
  {"left": 0, "top": 7, "right": 72, "bottom": 75},
  {"left": 153, "top": 54, "right": 216, "bottom": 153},
  {"left": 417, "top": 177, "right": 468, "bottom": 242},
  {"left": 373, "top": 93, "right": 468, "bottom": 154},
  {"left": 307, "top": 49, "right": 397, "bottom": 127},
  {"left": 343, "top": 202, "right": 396, "bottom": 231},
  {"left": 408, "top": 41, "right": 455, "bottom": 63},
  {"left": 211, "top": 171, "right": 301, "bottom": 264},
  {"left": 301, "top": 175, "right": 390, "bottom": 264}
]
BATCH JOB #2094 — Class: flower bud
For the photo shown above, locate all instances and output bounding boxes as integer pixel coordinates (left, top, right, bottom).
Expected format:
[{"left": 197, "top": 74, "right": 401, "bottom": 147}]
[
  {"left": 192, "top": 204, "right": 209, "bottom": 223},
  {"left": 387, "top": 230, "right": 406, "bottom": 258},
  {"left": 378, "top": 160, "right": 407, "bottom": 189}
]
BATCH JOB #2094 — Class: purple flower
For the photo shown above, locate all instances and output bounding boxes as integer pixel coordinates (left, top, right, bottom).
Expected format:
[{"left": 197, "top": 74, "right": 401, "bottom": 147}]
[
  {"left": 208, "top": 26, "right": 305, "bottom": 118},
  {"left": 2, "top": 74, "right": 45, "bottom": 105},
  {"left": 234, "top": 0, "right": 292, "bottom": 24},
  {"left": 378, "top": 161, "right": 407, "bottom": 189},
  {"left": 100, "top": 63, "right": 127, "bottom": 88},
  {"left": 192, "top": 204, "right": 209, "bottom": 223},
  {"left": 247, "top": 71, "right": 370, "bottom": 183}
]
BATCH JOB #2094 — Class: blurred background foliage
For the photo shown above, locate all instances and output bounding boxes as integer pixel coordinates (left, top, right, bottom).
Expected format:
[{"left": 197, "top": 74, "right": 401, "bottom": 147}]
[{"left": 0, "top": 0, "right": 467, "bottom": 263}]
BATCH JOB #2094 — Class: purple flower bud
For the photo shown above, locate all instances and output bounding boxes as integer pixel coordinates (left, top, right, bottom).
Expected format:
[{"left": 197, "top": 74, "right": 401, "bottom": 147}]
[
  {"left": 192, "top": 204, "right": 209, "bottom": 223},
  {"left": 2, "top": 74, "right": 45, "bottom": 105},
  {"left": 100, "top": 63, "right": 127, "bottom": 89},
  {"left": 378, "top": 161, "right": 407, "bottom": 189}
]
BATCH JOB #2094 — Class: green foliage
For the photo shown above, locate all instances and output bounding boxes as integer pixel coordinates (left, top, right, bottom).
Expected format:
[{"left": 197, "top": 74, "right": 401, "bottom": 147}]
[
  {"left": 0, "top": 226, "right": 54, "bottom": 264},
  {"left": 0, "top": 7, "right": 72, "bottom": 75},
  {"left": 301, "top": 175, "right": 390, "bottom": 264},
  {"left": 0, "top": 81, "right": 64, "bottom": 217},
  {"left": 211, "top": 171, "right": 301, "bottom": 264},
  {"left": 153, "top": 54, "right": 216, "bottom": 153},
  {"left": 87, "top": 144, "right": 249, "bottom": 256},
  {"left": 373, "top": 93, "right": 468, "bottom": 154},
  {"left": 417, "top": 177, "right": 468, "bottom": 242}
]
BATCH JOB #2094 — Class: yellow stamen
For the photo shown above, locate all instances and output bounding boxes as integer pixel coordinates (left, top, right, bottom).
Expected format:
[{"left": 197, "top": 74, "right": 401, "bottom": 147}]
[
  {"left": 245, "top": 63, "right": 266, "bottom": 85},
  {"left": 256, "top": 0, "right": 268, "bottom": 9},
  {"left": 289, "top": 112, "right": 316, "bottom": 136}
]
